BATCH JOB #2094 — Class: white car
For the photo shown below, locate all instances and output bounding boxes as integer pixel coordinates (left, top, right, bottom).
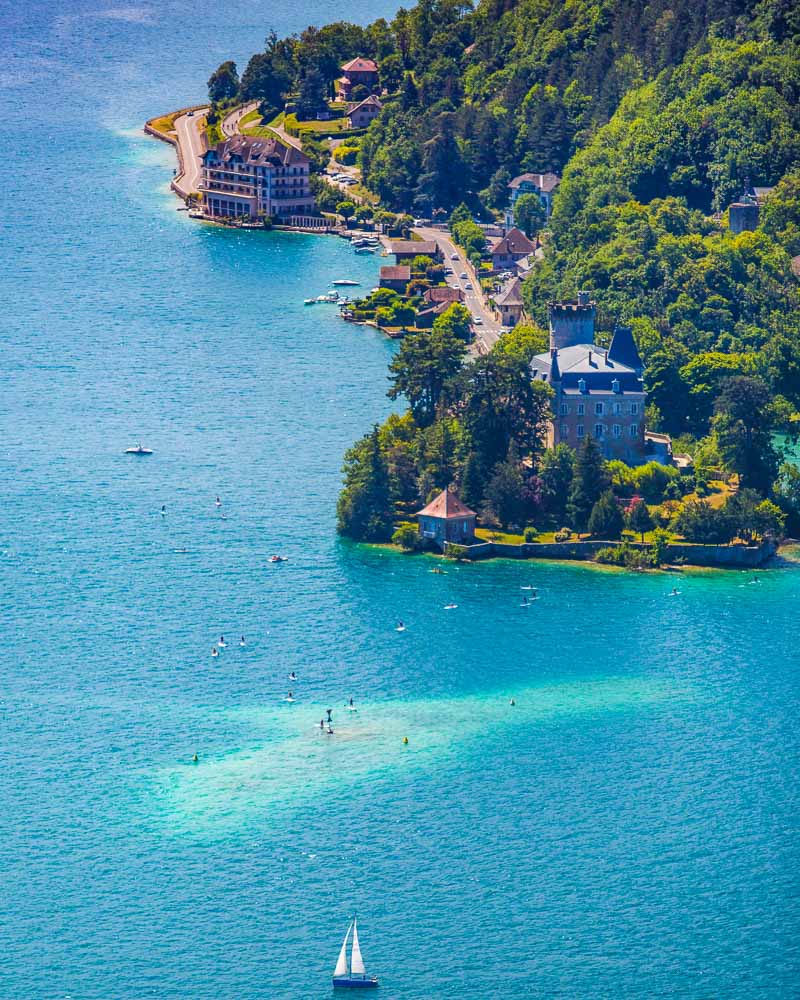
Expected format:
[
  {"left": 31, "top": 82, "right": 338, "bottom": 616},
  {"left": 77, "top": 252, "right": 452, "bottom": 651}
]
[
  {"left": 459, "top": 272, "right": 468, "bottom": 280},
  {"left": 465, "top": 281, "right": 473, "bottom": 289},
  {"left": 473, "top": 316, "right": 483, "bottom": 325},
  {"left": 450, "top": 253, "right": 459, "bottom": 261}
]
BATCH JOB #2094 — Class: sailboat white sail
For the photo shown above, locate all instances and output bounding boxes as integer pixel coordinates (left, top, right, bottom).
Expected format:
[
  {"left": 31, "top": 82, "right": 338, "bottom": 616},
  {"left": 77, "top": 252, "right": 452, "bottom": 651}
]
[
  {"left": 350, "top": 919, "right": 366, "bottom": 976},
  {"left": 334, "top": 923, "right": 353, "bottom": 978}
]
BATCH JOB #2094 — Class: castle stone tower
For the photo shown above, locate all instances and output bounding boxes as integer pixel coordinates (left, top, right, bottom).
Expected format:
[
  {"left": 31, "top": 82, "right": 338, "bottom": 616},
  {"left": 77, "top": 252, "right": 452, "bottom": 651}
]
[{"left": 548, "top": 291, "right": 596, "bottom": 350}]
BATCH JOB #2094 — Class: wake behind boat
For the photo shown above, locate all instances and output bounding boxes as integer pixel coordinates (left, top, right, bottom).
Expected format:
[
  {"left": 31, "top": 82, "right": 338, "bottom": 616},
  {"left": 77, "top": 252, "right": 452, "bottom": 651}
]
[{"left": 332, "top": 918, "right": 378, "bottom": 989}]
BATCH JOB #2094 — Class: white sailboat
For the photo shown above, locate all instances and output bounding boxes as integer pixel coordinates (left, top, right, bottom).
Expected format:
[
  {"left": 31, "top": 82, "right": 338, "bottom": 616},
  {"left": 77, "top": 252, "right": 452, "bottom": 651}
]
[{"left": 332, "top": 917, "right": 379, "bottom": 989}]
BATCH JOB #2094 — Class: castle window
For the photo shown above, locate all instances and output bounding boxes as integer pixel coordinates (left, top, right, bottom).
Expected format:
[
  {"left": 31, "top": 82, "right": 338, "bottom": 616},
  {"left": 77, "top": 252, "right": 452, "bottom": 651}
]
[
  {"left": 560, "top": 424, "right": 569, "bottom": 438},
  {"left": 613, "top": 424, "right": 622, "bottom": 438},
  {"left": 630, "top": 424, "right": 639, "bottom": 437},
  {"left": 560, "top": 403, "right": 568, "bottom": 416},
  {"left": 576, "top": 424, "right": 585, "bottom": 438},
  {"left": 630, "top": 402, "right": 639, "bottom": 415},
  {"left": 613, "top": 401, "right": 622, "bottom": 415},
  {"left": 595, "top": 402, "right": 604, "bottom": 416},
  {"left": 594, "top": 423, "right": 604, "bottom": 438},
  {"left": 577, "top": 403, "right": 585, "bottom": 416}
]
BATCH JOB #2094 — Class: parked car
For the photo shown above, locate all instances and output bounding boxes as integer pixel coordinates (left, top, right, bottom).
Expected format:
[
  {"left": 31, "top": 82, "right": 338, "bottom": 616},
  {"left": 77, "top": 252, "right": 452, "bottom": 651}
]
[
  {"left": 465, "top": 281, "right": 473, "bottom": 289},
  {"left": 450, "top": 253, "right": 459, "bottom": 261},
  {"left": 473, "top": 316, "right": 483, "bottom": 325},
  {"left": 459, "top": 272, "right": 468, "bottom": 280}
]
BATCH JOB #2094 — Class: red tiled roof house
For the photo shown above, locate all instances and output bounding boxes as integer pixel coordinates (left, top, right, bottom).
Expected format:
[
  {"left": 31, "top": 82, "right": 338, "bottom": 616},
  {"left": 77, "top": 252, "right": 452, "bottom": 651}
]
[
  {"left": 336, "top": 57, "right": 379, "bottom": 101},
  {"left": 417, "top": 489, "right": 477, "bottom": 548}
]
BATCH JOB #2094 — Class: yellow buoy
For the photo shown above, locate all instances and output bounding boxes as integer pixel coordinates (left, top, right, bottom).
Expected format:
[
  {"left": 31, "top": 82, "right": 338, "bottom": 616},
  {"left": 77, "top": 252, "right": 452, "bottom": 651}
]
[
  {"left": 403, "top": 737, "right": 409, "bottom": 745},
  {"left": 192, "top": 753, "right": 199, "bottom": 762}
]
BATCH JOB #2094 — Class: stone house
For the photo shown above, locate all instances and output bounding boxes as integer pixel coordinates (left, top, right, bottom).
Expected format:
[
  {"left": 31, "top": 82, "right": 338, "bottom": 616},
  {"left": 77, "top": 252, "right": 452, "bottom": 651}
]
[
  {"left": 346, "top": 95, "right": 383, "bottom": 129},
  {"left": 494, "top": 277, "right": 524, "bottom": 327},
  {"left": 504, "top": 172, "right": 561, "bottom": 228},
  {"left": 336, "top": 58, "right": 379, "bottom": 101},
  {"left": 417, "top": 489, "right": 476, "bottom": 548},
  {"left": 200, "top": 136, "right": 314, "bottom": 220},
  {"left": 389, "top": 240, "right": 443, "bottom": 264},
  {"left": 531, "top": 292, "right": 648, "bottom": 464},
  {"left": 490, "top": 228, "right": 536, "bottom": 271},
  {"left": 379, "top": 265, "right": 411, "bottom": 293}
]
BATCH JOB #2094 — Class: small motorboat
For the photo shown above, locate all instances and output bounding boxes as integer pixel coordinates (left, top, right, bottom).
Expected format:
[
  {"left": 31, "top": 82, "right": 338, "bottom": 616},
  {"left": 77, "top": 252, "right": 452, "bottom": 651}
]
[
  {"left": 332, "top": 918, "right": 378, "bottom": 990},
  {"left": 269, "top": 555, "right": 288, "bottom": 564},
  {"left": 304, "top": 298, "right": 317, "bottom": 305},
  {"left": 332, "top": 279, "right": 360, "bottom": 286},
  {"left": 125, "top": 444, "right": 153, "bottom": 455}
]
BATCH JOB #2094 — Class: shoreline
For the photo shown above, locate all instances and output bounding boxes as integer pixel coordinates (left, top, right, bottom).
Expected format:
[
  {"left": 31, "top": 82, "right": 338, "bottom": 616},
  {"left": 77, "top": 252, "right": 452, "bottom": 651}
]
[{"left": 363, "top": 537, "right": 787, "bottom": 572}]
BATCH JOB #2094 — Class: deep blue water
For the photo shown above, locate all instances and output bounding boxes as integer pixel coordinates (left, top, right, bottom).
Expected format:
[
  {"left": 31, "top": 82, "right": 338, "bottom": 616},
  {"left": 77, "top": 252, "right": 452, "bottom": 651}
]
[{"left": 2, "top": 3, "right": 799, "bottom": 998}]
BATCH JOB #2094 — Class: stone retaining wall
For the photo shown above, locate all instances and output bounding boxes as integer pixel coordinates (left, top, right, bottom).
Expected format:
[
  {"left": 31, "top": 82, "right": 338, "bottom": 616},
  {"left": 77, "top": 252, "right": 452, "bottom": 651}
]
[{"left": 444, "top": 538, "right": 777, "bottom": 568}]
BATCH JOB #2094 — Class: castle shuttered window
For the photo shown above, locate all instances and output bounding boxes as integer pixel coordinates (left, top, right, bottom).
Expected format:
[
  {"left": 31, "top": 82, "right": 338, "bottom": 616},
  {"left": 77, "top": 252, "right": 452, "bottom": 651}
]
[
  {"left": 577, "top": 424, "right": 585, "bottom": 438},
  {"left": 594, "top": 423, "right": 604, "bottom": 438},
  {"left": 595, "top": 402, "right": 604, "bottom": 416},
  {"left": 613, "top": 402, "right": 622, "bottom": 415},
  {"left": 613, "top": 424, "right": 622, "bottom": 438},
  {"left": 630, "top": 403, "right": 639, "bottom": 415},
  {"left": 560, "top": 403, "right": 568, "bottom": 416},
  {"left": 577, "top": 403, "right": 585, "bottom": 416},
  {"left": 560, "top": 424, "right": 569, "bottom": 438},
  {"left": 630, "top": 424, "right": 639, "bottom": 437}
]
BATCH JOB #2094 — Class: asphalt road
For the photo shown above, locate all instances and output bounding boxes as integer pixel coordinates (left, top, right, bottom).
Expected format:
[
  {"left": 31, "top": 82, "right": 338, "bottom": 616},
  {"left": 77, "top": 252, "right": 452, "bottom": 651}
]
[
  {"left": 413, "top": 225, "right": 503, "bottom": 351},
  {"left": 173, "top": 108, "right": 208, "bottom": 198}
]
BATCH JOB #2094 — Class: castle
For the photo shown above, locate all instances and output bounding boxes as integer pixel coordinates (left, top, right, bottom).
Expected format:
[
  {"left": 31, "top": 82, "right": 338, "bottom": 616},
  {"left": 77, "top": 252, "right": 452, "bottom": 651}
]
[{"left": 531, "top": 293, "right": 648, "bottom": 464}]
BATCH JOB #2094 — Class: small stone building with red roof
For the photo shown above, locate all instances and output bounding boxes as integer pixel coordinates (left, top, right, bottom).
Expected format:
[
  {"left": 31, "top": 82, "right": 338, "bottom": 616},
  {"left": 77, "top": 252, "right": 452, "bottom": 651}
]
[{"left": 417, "top": 489, "right": 477, "bottom": 548}]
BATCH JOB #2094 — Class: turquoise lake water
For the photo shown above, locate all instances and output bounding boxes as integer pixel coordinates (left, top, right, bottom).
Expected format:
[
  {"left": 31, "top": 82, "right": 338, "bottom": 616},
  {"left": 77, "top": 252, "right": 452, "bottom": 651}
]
[{"left": 2, "top": 3, "right": 799, "bottom": 997}]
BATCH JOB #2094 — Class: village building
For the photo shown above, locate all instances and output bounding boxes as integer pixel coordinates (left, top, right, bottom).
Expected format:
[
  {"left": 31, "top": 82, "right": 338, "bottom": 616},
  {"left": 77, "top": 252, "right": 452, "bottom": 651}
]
[
  {"left": 423, "top": 286, "right": 465, "bottom": 306},
  {"left": 415, "top": 287, "right": 465, "bottom": 328},
  {"left": 336, "top": 57, "right": 379, "bottom": 101},
  {"left": 494, "top": 277, "right": 525, "bottom": 327},
  {"left": 346, "top": 95, "right": 383, "bottom": 129},
  {"left": 389, "top": 240, "right": 443, "bottom": 264},
  {"left": 531, "top": 292, "right": 648, "bottom": 464},
  {"left": 417, "top": 489, "right": 476, "bottom": 548},
  {"left": 728, "top": 188, "right": 760, "bottom": 233},
  {"left": 490, "top": 228, "right": 536, "bottom": 271},
  {"left": 378, "top": 265, "right": 411, "bottom": 293},
  {"left": 504, "top": 172, "right": 561, "bottom": 228},
  {"left": 200, "top": 135, "right": 314, "bottom": 220}
]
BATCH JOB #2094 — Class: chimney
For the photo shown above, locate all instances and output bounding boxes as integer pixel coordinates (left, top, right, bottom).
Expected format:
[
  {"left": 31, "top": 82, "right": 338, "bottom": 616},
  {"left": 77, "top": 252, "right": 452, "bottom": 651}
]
[{"left": 577, "top": 290, "right": 590, "bottom": 306}]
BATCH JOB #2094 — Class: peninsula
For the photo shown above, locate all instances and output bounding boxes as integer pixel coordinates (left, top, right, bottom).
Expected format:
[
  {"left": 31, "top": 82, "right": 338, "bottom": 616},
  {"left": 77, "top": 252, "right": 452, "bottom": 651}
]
[{"left": 154, "top": 0, "right": 800, "bottom": 568}]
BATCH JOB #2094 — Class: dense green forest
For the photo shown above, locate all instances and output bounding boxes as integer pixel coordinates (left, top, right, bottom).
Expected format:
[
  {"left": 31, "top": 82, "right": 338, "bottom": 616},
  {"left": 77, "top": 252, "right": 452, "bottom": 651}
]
[{"left": 207, "top": 0, "right": 800, "bottom": 544}]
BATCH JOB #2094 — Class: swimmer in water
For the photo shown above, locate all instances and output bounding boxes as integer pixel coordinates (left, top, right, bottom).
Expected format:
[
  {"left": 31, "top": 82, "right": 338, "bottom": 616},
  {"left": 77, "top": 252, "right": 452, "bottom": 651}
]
[
  {"left": 161, "top": 505, "right": 166, "bottom": 516},
  {"left": 326, "top": 708, "right": 333, "bottom": 723},
  {"left": 327, "top": 725, "right": 334, "bottom": 735},
  {"left": 320, "top": 719, "right": 325, "bottom": 730},
  {"left": 211, "top": 646, "right": 218, "bottom": 657},
  {"left": 289, "top": 671, "right": 297, "bottom": 682},
  {"left": 218, "top": 635, "right": 226, "bottom": 648},
  {"left": 215, "top": 496, "right": 222, "bottom": 507},
  {"left": 239, "top": 636, "right": 246, "bottom": 647}
]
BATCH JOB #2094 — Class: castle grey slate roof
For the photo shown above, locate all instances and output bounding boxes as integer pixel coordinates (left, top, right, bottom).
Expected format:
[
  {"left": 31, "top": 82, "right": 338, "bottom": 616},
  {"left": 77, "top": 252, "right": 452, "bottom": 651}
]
[
  {"left": 531, "top": 343, "right": 644, "bottom": 395},
  {"left": 607, "top": 324, "right": 643, "bottom": 371},
  {"left": 508, "top": 172, "right": 561, "bottom": 193}
]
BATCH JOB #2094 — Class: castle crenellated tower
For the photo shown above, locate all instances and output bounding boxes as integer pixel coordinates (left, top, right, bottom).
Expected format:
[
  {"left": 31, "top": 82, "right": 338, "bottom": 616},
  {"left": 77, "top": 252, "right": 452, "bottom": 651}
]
[{"left": 548, "top": 291, "right": 596, "bottom": 350}]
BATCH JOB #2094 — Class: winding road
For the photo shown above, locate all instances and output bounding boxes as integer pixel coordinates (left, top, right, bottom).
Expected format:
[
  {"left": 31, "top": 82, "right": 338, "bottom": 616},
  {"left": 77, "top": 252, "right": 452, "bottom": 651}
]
[{"left": 172, "top": 108, "right": 208, "bottom": 198}]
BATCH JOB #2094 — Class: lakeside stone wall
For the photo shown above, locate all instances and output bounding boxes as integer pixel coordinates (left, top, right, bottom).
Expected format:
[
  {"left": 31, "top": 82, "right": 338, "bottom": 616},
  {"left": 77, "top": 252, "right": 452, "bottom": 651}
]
[{"left": 444, "top": 538, "right": 778, "bottom": 568}]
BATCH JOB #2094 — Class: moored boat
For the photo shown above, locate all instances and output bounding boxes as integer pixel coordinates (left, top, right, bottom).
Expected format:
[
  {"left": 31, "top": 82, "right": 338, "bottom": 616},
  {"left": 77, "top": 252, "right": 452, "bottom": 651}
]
[
  {"left": 332, "top": 279, "right": 360, "bottom": 286},
  {"left": 125, "top": 444, "right": 153, "bottom": 455},
  {"left": 332, "top": 918, "right": 379, "bottom": 989}
]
